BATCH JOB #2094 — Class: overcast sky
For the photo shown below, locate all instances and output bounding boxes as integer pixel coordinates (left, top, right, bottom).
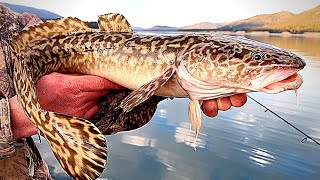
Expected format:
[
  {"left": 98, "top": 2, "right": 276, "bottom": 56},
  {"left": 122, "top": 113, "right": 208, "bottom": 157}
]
[{"left": 2, "top": 0, "right": 320, "bottom": 28}]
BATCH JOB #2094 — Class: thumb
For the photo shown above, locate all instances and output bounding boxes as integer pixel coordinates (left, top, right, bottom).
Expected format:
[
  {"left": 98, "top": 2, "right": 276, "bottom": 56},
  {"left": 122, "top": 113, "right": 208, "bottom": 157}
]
[{"left": 75, "top": 75, "right": 125, "bottom": 92}]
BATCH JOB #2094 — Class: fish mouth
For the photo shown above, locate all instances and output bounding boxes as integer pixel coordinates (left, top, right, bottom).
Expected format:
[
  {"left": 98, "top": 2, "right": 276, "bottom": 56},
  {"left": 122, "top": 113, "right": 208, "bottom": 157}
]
[{"left": 250, "top": 69, "right": 303, "bottom": 94}]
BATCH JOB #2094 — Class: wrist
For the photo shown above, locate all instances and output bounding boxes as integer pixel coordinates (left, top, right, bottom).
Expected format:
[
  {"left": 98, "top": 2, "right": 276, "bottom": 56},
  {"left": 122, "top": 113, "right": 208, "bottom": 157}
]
[{"left": 9, "top": 96, "right": 37, "bottom": 140}]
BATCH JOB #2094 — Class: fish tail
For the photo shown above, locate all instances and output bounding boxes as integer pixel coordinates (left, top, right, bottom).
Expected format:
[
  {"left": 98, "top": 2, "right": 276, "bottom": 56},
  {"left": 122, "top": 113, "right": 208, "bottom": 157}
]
[
  {"left": 39, "top": 111, "right": 107, "bottom": 180},
  {"left": 10, "top": 16, "right": 106, "bottom": 179},
  {"left": 14, "top": 53, "right": 107, "bottom": 179}
]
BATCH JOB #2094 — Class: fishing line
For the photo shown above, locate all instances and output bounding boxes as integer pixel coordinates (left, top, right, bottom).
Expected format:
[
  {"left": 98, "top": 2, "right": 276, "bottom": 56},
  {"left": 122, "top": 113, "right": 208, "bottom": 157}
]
[{"left": 247, "top": 95, "right": 320, "bottom": 146}]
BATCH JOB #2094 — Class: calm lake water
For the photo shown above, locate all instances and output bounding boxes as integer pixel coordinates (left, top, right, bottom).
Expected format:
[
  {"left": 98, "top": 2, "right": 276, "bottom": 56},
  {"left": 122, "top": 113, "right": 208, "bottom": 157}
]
[{"left": 35, "top": 34, "right": 320, "bottom": 180}]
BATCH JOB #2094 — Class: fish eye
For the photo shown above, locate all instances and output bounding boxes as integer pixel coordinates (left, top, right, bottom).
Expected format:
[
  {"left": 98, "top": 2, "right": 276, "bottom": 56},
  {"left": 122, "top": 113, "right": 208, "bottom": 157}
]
[{"left": 252, "top": 52, "right": 264, "bottom": 61}]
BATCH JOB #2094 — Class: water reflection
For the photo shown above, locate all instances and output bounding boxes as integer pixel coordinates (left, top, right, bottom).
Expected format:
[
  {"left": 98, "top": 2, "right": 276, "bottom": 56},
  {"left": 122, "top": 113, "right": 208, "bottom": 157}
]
[
  {"left": 174, "top": 122, "right": 206, "bottom": 149},
  {"left": 158, "top": 109, "right": 167, "bottom": 118},
  {"left": 155, "top": 149, "right": 175, "bottom": 171},
  {"left": 249, "top": 148, "right": 275, "bottom": 167},
  {"left": 121, "top": 135, "right": 157, "bottom": 147}
]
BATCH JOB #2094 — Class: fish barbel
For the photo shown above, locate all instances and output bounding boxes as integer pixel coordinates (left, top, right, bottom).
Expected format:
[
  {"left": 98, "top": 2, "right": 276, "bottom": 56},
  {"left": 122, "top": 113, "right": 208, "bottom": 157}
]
[{"left": 9, "top": 13, "right": 305, "bottom": 179}]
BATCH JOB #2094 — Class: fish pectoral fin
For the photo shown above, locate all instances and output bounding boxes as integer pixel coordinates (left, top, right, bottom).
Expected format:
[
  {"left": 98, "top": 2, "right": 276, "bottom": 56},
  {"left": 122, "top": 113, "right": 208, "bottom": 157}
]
[
  {"left": 42, "top": 111, "right": 107, "bottom": 180},
  {"left": 98, "top": 13, "right": 133, "bottom": 33},
  {"left": 188, "top": 99, "right": 202, "bottom": 142},
  {"left": 120, "top": 66, "right": 176, "bottom": 112}
]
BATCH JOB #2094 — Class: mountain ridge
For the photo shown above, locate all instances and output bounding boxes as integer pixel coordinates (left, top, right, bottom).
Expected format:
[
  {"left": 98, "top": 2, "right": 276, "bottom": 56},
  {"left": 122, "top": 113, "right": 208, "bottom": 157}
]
[
  {"left": 260, "top": 5, "right": 320, "bottom": 32},
  {"left": 147, "top": 25, "right": 178, "bottom": 31},
  {"left": 1, "top": 2, "right": 62, "bottom": 19},
  {"left": 219, "top": 11, "right": 295, "bottom": 31},
  {"left": 182, "top": 22, "right": 227, "bottom": 30},
  {"left": 219, "top": 5, "right": 320, "bottom": 32}
]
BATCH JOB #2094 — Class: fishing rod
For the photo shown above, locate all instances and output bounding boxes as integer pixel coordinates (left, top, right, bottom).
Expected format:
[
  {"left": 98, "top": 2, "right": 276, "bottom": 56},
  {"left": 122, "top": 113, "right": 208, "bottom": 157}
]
[{"left": 247, "top": 95, "right": 320, "bottom": 146}]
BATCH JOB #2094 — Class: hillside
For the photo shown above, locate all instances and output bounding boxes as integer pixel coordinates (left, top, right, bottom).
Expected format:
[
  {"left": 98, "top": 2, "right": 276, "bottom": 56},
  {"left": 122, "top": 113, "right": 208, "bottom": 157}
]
[
  {"left": 220, "top": 11, "right": 295, "bottom": 31},
  {"left": 220, "top": 5, "right": 320, "bottom": 33},
  {"left": 1, "top": 2, "right": 61, "bottom": 19},
  {"left": 262, "top": 5, "right": 320, "bottom": 33},
  {"left": 147, "top": 25, "right": 178, "bottom": 31},
  {"left": 182, "top": 22, "right": 227, "bottom": 30}
]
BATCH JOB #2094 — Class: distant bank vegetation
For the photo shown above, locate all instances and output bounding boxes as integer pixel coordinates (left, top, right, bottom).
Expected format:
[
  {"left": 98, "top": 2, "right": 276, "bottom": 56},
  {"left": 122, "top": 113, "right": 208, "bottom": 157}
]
[{"left": 84, "top": 22, "right": 99, "bottom": 29}]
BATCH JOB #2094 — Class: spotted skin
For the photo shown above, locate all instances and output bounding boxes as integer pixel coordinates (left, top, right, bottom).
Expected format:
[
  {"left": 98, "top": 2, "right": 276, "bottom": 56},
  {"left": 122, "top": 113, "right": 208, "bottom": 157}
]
[
  {"left": 98, "top": 13, "right": 133, "bottom": 33},
  {"left": 10, "top": 13, "right": 305, "bottom": 179},
  {"left": 182, "top": 35, "right": 304, "bottom": 89}
]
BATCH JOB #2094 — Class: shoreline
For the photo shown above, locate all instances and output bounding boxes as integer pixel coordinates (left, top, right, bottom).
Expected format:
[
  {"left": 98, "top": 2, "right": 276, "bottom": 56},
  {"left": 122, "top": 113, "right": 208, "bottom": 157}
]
[
  {"left": 216, "top": 31, "right": 320, "bottom": 38},
  {"left": 136, "top": 29, "right": 320, "bottom": 38},
  {"left": 181, "top": 30, "right": 320, "bottom": 38}
]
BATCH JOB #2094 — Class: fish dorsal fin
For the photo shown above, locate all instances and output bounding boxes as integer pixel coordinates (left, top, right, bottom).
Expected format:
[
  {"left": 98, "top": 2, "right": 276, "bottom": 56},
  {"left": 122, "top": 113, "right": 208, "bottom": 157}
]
[
  {"left": 11, "top": 17, "right": 93, "bottom": 54},
  {"left": 98, "top": 13, "right": 133, "bottom": 33}
]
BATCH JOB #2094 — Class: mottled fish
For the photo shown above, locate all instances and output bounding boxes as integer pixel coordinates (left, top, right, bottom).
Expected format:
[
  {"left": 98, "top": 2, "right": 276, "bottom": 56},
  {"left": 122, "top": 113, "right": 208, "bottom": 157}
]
[{"left": 9, "top": 13, "right": 305, "bottom": 179}]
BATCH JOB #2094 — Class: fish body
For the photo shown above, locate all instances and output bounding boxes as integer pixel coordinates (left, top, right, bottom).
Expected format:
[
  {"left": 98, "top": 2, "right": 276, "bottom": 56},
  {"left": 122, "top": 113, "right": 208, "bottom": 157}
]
[
  {"left": 16, "top": 32, "right": 305, "bottom": 98},
  {"left": 10, "top": 13, "right": 305, "bottom": 179}
]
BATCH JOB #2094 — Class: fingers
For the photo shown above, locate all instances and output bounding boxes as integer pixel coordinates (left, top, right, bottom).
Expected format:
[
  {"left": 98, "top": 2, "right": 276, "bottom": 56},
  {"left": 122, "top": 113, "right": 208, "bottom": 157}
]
[
  {"left": 217, "top": 97, "right": 232, "bottom": 111},
  {"left": 36, "top": 72, "right": 113, "bottom": 120},
  {"left": 76, "top": 100, "right": 99, "bottom": 119},
  {"left": 83, "top": 105, "right": 99, "bottom": 119},
  {"left": 203, "top": 93, "right": 247, "bottom": 118},
  {"left": 202, "top": 97, "right": 232, "bottom": 117},
  {"left": 203, "top": 99, "right": 218, "bottom": 117},
  {"left": 39, "top": 72, "right": 125, "bottom": 92},
  {"left": 230, "top": 93, "right": 247, "bottom": 107},
  {"left": 72, "top": 74, "right": 125, "bottom": 92},
  {"left": 83, "top": 90, "right": 110, "bottom": 101}
]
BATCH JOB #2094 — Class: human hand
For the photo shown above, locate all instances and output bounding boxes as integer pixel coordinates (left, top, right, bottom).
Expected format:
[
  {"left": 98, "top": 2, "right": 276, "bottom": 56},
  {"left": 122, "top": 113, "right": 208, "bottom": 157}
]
[
  {"left": 202, "top": 93, "right": 247, "bottom": 117},
  {"left": 36, "top": 72, "right": 124, "bottom": 119},
  {"left": 9, "top": 72, "right": 124, "bottom": 140}
]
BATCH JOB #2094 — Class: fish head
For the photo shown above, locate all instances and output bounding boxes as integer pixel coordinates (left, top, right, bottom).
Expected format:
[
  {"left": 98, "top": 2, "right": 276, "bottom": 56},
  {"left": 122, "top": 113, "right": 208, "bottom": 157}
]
[
  {"left": 182, "top": 35, "right": 306, "bottom": 95},
  {"left": 244, "top": 42, "right": 305, "bottom": 93}
]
